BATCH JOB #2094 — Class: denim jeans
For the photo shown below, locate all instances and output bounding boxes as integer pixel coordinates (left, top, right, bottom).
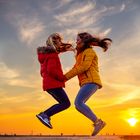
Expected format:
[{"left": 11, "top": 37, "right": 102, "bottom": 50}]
[
  {"left": 75, "top": 83, "right": 99, "bottom": 123},
  {"left": 44, "top": 88, "right": 70, "bottom": 117}
]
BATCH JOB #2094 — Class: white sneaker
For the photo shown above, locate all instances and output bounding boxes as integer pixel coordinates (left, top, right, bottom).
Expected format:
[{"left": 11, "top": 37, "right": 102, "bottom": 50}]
[{"left": 92, "top": 119, "right": 106, "bottom": 136}]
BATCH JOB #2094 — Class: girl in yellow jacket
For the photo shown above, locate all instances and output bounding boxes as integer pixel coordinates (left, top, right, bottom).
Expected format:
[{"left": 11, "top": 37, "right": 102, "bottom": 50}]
[{"left": 64, "top": 32, "right": 112, "bottom": 136}]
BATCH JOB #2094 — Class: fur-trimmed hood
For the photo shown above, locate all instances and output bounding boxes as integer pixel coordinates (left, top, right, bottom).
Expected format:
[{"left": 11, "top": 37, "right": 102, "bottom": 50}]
[
  {"left": 37, "top": 46, "right": 57, "bottom": 64},
  {"left": 37, "top": 46, "right": 56, "bottom": 54}
]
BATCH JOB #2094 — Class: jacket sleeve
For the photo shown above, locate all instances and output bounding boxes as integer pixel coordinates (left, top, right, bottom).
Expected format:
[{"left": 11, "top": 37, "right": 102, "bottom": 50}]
[
  {"left": 37, "top": 53, "right": 45, "bottom": 77},
  {"left": 47, "top": 56, "right": 65, "bottom": 81},
  {"left": 65, "top": 49, "right": 95, "bottom": 80},
  {"left": 40, "top": 64, "right": 43, "bottom": 77}
]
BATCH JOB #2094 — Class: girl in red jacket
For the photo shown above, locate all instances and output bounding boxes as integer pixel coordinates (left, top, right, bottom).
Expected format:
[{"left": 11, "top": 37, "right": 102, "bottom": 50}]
[{"left": 36, "top": 33, "right": 72, "bottom": 129}]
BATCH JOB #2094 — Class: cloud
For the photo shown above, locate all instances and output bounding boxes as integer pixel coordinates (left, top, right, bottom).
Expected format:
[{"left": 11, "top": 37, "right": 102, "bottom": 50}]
[
  {"left": 103, "top": 28, "right": 112, "bottom": 36},
  {"left": 0, "top": 87, "right": 56, "bottom": 114},
  {"left": 0, "top": 61, "right": 40, "bottom": 89},
  {"left": 124, "top": 107, "right": 140, "bottom": 119},
  {"left": 0, "top": 62, "right": 19, "bottom": 79},
  {"left": 5, "top": 10, "right": 45, "bottom": 46},
  {"left": 101, "top": 21, "right": 140, "bottom": 86},
  {"left": 53, "top": 2, "right": 112, "bottom": 38},
  {"left": 120, "top": 3, "right": 126, "bottom": 12},
  {"left": 99, "top": 14, "right": 140, "bottom": 87},
  {"left": 7, "top": 78, "right": 39, "bottom": 88},
  {"left": 42, "top": 0, "right": 74, "bottom": 11},
  {"left": 54, "top": 2, "right": 96, "bottom": 25},
  {"left": 114, "top": 87, "right": 140, "bottom": 105},
  {"left": 56, "top": 0, "right": 74, "bottom": 8},
  {"left": 14, "top": 16, "right": 45, "bottom": 46},
  {"left": 19, "top": 18, "right": 45, "bottom": 45},
  {"left": 0, "top": 91, "right": 43, "bottom": 113},
  {"left": 88, "top": 81, "right": 140, "bottom": 110},
  {"left": 97, "top": 28, "right": 112, "bottom": 38},
  {"left": 0, "top": 94, "right": 28, "bottom": 104}
]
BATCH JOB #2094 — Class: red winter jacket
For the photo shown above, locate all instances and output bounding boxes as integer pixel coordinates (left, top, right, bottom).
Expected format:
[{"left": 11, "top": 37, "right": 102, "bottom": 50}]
[{"left": 37, "top": 46, "right": 65, "bottom": 90}]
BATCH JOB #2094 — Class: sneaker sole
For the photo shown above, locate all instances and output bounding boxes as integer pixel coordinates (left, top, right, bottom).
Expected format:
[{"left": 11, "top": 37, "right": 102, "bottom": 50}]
[
  {"left": 36, "top": 114, "right": 52, "bottom": 129},
  {"left": 92, "top": 122, "right": 106, "bottom": 136}
]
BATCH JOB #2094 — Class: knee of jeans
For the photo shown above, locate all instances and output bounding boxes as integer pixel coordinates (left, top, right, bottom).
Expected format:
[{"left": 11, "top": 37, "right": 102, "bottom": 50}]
[
  {"left": 62, "top": 100, "right": 71, "bottom": 109},
  {"left": 66, "top": 100, "right": 71, "bottom": 108}
]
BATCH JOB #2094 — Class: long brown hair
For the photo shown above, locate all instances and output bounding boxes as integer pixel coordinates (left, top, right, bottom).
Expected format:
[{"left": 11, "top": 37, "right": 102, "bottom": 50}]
[{"left": 77, "top": 32, "right": 112, "bottom": 54}]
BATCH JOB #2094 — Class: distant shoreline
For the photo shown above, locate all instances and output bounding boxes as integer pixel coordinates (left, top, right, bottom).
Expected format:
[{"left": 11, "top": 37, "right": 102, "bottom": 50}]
[
  {"left": 0, "top": 134, "right": 140, "bottom": 137},
  {"left": 1, "top": 135, "right": 140, "bottom": 140}
]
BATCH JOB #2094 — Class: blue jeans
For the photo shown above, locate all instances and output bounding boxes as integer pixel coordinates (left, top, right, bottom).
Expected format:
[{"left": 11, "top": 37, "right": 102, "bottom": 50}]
[
  {"left": 75, "top": 83, "right": 99, "bottom": 123},
  {"left": 44, "top": 88, "right": 70, "bottom": 117}
]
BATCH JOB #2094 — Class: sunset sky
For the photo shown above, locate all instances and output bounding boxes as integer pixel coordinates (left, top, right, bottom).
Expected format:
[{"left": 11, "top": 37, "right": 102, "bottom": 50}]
[{"left": 0, "top": 0, "right": 140, "bottom": 136}]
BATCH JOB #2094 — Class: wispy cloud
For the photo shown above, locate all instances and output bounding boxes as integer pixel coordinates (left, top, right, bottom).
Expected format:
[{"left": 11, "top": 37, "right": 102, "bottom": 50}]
[
  {"left": 6, "top": 11, "right": 45, "bottom": 46},
  {"left": 0, "top": 92, "right": 43, "bottom": 113},
  {"left": 54, "top": 2, "right": 96, "bottom": 24},
  {"left": 97, "top": 28, "right": 112, "bottom": 38},
  {"left": 7, "top": 78, "right": 40, "bottom": 88},
  {"left": 103, "top": 28, "right": 112, "bottom": 36},
  {"left": 113, "top": 87, "right": 140, "bottom": 105},
  {"left": 89, "top": 80, "right": 140, "bottom": 109},
  {"left": 0, "top": 95, "right": 28, "bottom": 104},
  {"left": 42, "top": 0, "right": 74, "bottom": 11},
  {"left": 0, "top": 61, "right": 40, "bottom": 89},
  {"left": 19, "top": 18, "right": 45, "bottom": 45},
  {"left": 120, "top": 3, "right": 126, "bottom": 12},
  {"left": 0, "top": 62, "right": 19, "bottom": 78},
  {"left": 53, "top": 1, "right": 122, "bottom": 38}
]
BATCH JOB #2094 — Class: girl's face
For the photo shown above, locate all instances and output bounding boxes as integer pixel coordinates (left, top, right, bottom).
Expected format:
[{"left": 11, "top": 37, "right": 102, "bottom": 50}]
[{"left": 76, "top": 36, "right": 84, "bottom": 49}]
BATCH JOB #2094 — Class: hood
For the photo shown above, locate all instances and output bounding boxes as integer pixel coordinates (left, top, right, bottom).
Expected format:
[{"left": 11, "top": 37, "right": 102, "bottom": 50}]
[
  {"left": 37, "top": 46, "right": 56, "bottom": 53},
  {"left": 37, "top": 46, "right": 56, "bottom": 64}
]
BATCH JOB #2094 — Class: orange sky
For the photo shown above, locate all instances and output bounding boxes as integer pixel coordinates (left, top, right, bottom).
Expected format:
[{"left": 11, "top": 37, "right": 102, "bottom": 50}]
[{"left": 0, "top": 79, "right": 140, "bottom": 135}]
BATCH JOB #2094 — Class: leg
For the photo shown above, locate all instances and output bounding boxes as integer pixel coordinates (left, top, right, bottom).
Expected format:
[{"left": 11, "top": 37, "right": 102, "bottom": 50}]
[
  {"left": 74, "top": 83, "right": 99, "bottom": 123},
  {"left": 44, "top": 88, "right": 71, "bottom": 117}
]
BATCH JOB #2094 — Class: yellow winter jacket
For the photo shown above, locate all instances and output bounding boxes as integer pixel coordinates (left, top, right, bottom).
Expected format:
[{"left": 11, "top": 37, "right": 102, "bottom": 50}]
[{"left": 65, "top": 48, "right": 102, "bottom": 88}]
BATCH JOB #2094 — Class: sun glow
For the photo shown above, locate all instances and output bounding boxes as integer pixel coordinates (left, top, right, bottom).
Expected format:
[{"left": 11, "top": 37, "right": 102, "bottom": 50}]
[{"left": 127, "top": 118, "right": 138, "bottom": 127}]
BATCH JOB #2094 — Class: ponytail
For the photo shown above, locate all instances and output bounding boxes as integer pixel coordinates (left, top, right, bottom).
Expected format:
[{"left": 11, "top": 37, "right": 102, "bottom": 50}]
[{"left": 86, "top": 37, "right": 112, "bottom": 52}]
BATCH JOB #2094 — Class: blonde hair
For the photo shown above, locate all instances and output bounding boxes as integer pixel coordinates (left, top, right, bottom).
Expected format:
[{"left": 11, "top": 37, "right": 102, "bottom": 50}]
[{"left": 46, "top": 33, "right": 62, "bottom": 51}]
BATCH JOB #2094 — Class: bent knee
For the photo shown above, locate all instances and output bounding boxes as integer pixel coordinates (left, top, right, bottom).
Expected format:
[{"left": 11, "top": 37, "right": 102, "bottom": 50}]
[
  {"left": 66, "top": 100, "right": 71, "bottom": 108},
  {"left": 62, "top": 100, "right": 71, "bottom": 109}
]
